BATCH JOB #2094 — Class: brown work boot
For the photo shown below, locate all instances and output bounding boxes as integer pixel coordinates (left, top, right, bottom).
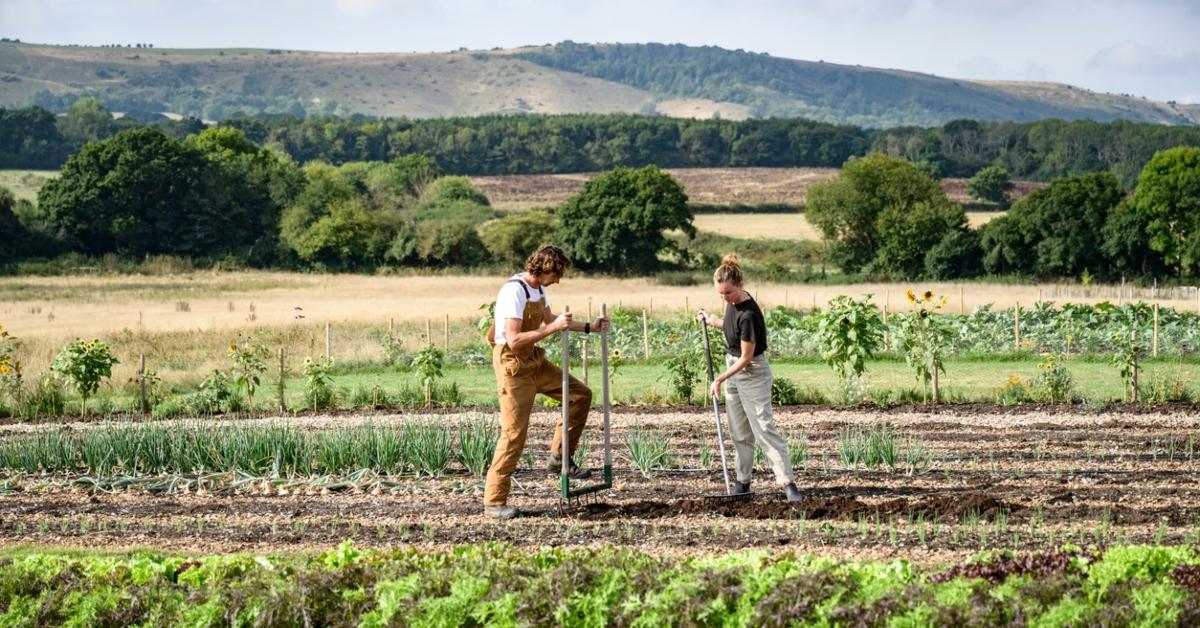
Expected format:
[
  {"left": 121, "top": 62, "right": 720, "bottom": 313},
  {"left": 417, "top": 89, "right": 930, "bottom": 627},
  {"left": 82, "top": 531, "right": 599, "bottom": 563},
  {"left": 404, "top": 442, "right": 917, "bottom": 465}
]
[
  {"left": 547, "top": 455, "right": 593, "bottom": 480},
  {"left": 484, "top": 505, "right": 519, "bottom": 520}
]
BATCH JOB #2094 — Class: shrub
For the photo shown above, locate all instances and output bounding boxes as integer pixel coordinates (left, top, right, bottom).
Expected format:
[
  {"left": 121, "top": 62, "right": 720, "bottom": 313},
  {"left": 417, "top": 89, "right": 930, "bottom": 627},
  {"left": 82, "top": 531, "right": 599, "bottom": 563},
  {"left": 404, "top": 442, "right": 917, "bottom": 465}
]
[
  {"left": 415, "top": 219, "right": 488, "bottom": 266},
  {"left": 184, "top": 369, "right": 236, "bottom": 415},
  {"left": 967, "top": 166, "right": 1015, "bottom": 208},
  {"left": 924, "top": 228, "right": 983, "bottom": 279},
  {"left": 1029, "top": 353, "right": 1075, "bottom": 403},
  {"left": 556, "top": 165, "right": 693, "bottom": 275},
  {"left": 418, "top": 176, "right": 490, "bottom": 208},
  {"left": 478, "top": 210, "right": 557, "bottom": 267},
  {"left": 771, "top": 377, "right": 802, "bottom": 405}
]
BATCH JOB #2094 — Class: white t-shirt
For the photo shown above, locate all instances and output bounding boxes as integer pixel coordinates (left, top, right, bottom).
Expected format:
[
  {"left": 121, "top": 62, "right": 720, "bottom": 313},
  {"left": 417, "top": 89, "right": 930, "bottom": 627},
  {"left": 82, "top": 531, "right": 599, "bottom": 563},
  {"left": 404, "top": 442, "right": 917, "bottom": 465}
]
[{"left": 493, "top": 274, "right": 546, "bottom": 346}]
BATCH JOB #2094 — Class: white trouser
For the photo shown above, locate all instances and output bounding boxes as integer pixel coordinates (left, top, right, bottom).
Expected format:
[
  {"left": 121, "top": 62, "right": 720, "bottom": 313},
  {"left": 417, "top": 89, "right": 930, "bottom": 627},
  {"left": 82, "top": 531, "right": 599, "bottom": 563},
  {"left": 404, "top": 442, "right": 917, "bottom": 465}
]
[{"left": 724, "top": 354, "right": 794, "bottom": 485}]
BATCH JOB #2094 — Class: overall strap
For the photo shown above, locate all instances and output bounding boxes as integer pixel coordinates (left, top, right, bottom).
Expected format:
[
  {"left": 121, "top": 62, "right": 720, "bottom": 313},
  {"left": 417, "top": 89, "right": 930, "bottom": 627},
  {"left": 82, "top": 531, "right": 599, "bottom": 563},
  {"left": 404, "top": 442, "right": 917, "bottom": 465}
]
[{"left": 506, "top": 277, "right": 544, "bottom": 299}]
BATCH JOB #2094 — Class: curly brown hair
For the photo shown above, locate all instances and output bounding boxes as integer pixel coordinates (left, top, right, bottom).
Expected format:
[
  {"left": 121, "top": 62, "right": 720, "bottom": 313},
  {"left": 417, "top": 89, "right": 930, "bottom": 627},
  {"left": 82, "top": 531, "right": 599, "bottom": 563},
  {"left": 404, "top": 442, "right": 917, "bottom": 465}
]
[
  {"left": 712, "top": 253, "right": 744, "bottom": 286},
  {"left": 525, "top": 245, "right": 572, "bottom": 277}
]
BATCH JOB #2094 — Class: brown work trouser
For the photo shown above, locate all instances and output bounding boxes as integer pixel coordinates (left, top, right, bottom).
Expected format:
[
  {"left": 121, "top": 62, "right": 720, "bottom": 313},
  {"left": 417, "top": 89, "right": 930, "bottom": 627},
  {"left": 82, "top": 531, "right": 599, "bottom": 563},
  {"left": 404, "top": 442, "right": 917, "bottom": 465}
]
[{"left": 484, "top": 345, "right": 591, "bottom": 506}]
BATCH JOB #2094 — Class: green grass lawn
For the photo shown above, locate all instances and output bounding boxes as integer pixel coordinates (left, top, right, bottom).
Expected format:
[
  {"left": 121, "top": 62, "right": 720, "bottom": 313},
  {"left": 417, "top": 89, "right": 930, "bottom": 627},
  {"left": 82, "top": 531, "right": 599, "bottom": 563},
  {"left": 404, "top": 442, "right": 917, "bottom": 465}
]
[
  {"left": 310, "top": 356, "right": 1193, "bottom": 408},
  {"left": 25, "top": 355, "right": 1196, "bottom": 418}
]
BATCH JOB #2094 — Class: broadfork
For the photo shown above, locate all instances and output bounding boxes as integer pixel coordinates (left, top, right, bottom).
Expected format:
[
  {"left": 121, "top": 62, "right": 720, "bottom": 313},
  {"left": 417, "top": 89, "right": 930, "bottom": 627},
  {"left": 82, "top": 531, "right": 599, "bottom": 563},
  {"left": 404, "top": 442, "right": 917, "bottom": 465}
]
[
  {"left": 557, "top": 304, "right": 614, "bottom": 512},
  {"left": 700, "top": 314, "right": 754, "bottom": 502}
]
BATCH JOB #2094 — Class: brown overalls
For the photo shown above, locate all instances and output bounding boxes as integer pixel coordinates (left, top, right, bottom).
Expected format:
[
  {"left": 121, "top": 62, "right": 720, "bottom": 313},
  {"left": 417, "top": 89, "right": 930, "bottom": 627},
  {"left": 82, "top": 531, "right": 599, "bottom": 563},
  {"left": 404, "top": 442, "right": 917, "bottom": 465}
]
[{"left": 484, "top": 278, "right": 592, "bottom": 507}]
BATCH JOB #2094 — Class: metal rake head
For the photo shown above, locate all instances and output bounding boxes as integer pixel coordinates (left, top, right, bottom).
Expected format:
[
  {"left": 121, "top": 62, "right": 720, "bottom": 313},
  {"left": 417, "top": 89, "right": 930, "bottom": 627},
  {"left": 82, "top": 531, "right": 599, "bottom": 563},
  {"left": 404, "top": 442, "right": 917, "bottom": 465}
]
[{"left": 557, "top": 490, "right": 604, "bottom": 513}]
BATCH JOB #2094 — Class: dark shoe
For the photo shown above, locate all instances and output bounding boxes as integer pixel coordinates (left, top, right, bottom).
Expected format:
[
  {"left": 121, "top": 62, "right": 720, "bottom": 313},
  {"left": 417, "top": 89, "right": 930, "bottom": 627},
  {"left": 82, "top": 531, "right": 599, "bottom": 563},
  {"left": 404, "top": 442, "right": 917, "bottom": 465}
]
[
  {"left": 732, "top": 480, "right": 751, "bottom": 495},
  {"left": 784, "top": 482, "right": 803, "bottom": 502},
  {"left": 484, "top": 505, "right": 519, "bottom": 520},
  {"left": 547, "top": 456, "right": 593, "bottom": 480}
]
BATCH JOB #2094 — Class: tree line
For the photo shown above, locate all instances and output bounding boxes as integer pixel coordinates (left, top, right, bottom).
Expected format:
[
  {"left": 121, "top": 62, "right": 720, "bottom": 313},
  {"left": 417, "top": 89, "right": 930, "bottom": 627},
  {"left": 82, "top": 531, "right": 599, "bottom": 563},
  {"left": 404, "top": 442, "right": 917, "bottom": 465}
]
[
  {"left": 3, "top": 122, "right": 1199, "bottom": 281},
  {"left": 806, "top": 148, "right": 1200, "bottom": 280},
  {"left": 4, "top": 100, "right": 1200, "bottom": 185}
]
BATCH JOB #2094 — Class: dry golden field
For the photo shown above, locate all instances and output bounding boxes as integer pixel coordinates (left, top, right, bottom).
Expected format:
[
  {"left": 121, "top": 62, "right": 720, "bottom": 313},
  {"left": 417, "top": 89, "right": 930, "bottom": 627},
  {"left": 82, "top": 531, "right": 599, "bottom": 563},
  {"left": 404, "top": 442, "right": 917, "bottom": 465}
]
[
  {"left": 0, "top": 170, "right": 56, "bottom": 202},
  {"left": 2, "top": 271, "right": 1193, "bottom": 385},
  {"left": 470, "top": 169, "right": 1043, "bottom": 213},
  {"left": 690, "top": 211, "right": 1005, "bottom": 241}
]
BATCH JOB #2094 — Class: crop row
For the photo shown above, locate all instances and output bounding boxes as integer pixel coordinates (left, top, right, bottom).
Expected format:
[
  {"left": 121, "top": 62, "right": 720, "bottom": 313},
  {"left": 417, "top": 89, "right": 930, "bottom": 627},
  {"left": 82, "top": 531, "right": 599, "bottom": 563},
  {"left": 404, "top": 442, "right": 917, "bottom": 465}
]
[
  {"left": 0, "top": 417, "right": 501, "bottom": 477},
  {"left": 1, "top": 543, "right": 1196, "bottom": 626},
  {"left": 0, "top": 417, "right": 946, "bottom": 479}
]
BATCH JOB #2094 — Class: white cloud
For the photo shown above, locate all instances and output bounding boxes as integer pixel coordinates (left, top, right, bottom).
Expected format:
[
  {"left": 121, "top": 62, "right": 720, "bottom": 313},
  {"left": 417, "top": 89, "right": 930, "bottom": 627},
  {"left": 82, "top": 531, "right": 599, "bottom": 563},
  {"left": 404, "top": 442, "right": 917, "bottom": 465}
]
[
  {"left": 1086, "top": 41, "right": 1200, "bottom": 75},
  {"left": 958, "top": 55, "right": 1000, "bottom": 78},
  {"left": 333, "top": 0, "right": 386, "bottom": 16}
]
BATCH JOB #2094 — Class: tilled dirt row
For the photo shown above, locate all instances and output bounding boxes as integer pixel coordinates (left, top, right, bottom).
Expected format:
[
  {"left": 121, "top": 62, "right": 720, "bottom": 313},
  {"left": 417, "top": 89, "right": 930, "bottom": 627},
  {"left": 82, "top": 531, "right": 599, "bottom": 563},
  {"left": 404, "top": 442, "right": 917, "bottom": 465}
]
[{"left": 1, "top": 409, "right": 1198, "bottom": 560}]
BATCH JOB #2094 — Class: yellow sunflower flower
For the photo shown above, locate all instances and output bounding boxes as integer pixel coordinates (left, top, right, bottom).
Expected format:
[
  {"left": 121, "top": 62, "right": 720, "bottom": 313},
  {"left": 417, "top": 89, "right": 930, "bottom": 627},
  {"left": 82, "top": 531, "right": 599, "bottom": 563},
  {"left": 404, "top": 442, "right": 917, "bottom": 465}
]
[
  {"left": 923, "top": 290, "right": 934, "bottom": 301},
  {"left": 905, "top": 289, "right": 917, "bottom": 304}
]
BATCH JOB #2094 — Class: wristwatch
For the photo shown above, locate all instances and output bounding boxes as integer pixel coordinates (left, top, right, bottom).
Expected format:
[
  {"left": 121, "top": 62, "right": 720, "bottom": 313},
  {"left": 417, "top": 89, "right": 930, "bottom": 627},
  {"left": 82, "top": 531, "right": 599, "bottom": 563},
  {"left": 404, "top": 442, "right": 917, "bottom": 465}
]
[{"left": 584, "top": 322, "right": 591, "bottom": 334}]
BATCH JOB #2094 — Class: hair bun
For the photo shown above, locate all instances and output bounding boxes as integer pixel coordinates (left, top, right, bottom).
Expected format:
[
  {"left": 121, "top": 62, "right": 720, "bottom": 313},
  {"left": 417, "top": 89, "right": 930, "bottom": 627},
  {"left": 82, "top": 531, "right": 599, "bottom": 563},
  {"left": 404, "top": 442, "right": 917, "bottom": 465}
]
[{"left": 721, "top": 253, "right": 741, "bottom": 267}]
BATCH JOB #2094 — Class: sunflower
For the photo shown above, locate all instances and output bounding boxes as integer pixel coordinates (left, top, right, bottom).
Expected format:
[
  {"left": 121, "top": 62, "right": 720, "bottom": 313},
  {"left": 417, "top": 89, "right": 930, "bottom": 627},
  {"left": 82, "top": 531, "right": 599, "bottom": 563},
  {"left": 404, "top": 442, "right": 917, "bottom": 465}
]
[
  {"left": 923, "top": 290, "right": 934, "bottom": 301},
  {"left": 0, "top": 363, "right": 8, "bottom": 375},
  {"left": 905, "top": 289, "right": 917, "bottom": 304},
  {"left": 228, "top": 343, "right": 238, "bottom": 354}
]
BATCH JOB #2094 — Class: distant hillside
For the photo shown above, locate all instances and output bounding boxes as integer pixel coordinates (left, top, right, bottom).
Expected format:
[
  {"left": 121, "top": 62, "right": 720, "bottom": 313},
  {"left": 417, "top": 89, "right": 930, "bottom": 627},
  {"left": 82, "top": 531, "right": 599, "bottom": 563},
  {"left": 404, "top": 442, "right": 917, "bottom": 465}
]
[
  {"left": 514, "top": 43, "right": 1199, "bottom": 127},
  {"left": 0, "top": 40, "right": 1195, "bottom": 127}
]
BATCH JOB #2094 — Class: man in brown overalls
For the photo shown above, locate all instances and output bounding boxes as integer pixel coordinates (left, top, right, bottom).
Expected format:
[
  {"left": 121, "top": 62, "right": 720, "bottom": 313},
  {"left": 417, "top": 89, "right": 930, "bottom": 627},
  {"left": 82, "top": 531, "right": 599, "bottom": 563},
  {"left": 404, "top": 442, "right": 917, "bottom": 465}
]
[{"left": 484, "top": 245, "right": 609, "bottom": 520}]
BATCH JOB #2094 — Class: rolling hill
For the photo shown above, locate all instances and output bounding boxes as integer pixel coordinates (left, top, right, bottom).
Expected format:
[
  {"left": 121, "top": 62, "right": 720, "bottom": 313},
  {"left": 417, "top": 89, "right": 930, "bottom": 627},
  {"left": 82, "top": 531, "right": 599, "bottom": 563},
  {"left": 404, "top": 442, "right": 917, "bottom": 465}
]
[{"left": 0, "top": 40, "right": 1195, "bottom": 127}]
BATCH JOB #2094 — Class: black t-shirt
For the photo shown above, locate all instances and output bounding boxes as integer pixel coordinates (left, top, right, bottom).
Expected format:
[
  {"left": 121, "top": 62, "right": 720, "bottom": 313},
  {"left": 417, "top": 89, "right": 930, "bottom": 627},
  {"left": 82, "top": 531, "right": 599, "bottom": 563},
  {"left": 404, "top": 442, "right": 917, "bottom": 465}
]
[{"left": 723, "top": 298, "right": 767, "bottom": 357}]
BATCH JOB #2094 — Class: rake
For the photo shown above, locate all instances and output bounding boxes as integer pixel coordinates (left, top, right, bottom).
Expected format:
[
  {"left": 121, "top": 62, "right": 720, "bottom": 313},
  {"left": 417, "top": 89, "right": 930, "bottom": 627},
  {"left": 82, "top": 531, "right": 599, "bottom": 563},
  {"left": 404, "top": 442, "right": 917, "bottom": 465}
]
[
  {"left": 558, "top": 304, "right": 613, "bottom": 512},
  {"left": 700, "top": 315, "right": 754, "bottom": 502}
]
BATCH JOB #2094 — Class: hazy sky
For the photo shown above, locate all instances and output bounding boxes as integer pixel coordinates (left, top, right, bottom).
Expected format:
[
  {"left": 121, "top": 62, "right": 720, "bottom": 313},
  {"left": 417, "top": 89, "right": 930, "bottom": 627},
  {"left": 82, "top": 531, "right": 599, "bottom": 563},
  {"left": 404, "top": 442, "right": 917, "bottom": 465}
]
[{"left": 3, "top": 0, "right": 1198, "bottom": 103}]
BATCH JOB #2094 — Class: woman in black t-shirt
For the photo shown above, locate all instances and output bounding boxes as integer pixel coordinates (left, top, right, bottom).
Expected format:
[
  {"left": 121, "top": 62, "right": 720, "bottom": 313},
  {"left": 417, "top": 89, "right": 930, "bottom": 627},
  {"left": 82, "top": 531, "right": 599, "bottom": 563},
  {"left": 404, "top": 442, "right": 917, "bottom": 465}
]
[{"left": 698, "top": 254, "right": 802, "bottom": 501}]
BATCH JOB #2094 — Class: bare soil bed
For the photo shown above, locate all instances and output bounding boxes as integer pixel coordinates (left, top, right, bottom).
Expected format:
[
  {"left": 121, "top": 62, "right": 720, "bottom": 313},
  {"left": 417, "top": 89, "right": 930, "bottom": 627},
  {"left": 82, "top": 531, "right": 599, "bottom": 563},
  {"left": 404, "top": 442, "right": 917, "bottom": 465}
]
[{"left": 1, "top": 407, "right": 1197, "bottom": 562}]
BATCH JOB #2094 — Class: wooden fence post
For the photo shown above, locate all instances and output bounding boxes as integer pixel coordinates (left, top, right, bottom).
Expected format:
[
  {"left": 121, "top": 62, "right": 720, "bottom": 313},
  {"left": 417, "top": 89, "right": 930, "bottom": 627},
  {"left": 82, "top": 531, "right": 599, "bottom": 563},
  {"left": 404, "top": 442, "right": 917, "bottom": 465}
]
[
  {"left": 932, "top": 362, "right": 939, "bottom": 404},
  {"left": 1132, "top": 329, "right": 1139, "bottom": 403},
  {"left": 1153, "top": 304, "right": 1160, "bottom": 358},
  {"left": 277, "top": 347, "right": 286, "bottom": 413},
  {"left": 325, "top": 323, "right": 331, "bottom": 358},
  {"left": 642, "top": 309, "right": 650, "bottom": 359},
  {"left": 426, "top": 319, "right": 432, "bottom": 346},
  {"left": 444, "top": 314, "right": 450, "bottom": 351},
  {"left": 882, "top": 305, "right": 889, "bottom": 352},
  {"left": 138, "top": 354, "right": 148, "bottom": 414},
  {"left": 1014, "top": 302, "right": 1021, "bottom": 352},
  {"left": 959, "top": 285, "right": 964, "bottom": 315}
]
